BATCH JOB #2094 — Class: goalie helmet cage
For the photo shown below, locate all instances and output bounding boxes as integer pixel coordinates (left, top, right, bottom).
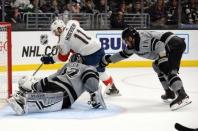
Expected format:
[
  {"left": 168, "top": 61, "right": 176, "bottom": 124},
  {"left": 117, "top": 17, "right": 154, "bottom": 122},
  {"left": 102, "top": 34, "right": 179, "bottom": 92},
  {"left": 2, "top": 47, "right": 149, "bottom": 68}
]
[{"left": 0, "top": 22, "right": 12, "bottom": 99}]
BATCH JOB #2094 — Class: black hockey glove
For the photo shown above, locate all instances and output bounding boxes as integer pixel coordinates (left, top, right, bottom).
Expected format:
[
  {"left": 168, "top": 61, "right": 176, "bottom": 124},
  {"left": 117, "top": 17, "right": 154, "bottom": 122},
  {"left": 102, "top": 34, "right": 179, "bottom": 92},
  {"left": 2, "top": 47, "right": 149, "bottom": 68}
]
[
  {"left": 100, "top": 55, "right": 112, "bottom": 67},
  {"left": 40, "top": 54, "right": 55, "bottom": 64},
  {"left": 157, "top": 56, "right": 170, "bottom": 75}
]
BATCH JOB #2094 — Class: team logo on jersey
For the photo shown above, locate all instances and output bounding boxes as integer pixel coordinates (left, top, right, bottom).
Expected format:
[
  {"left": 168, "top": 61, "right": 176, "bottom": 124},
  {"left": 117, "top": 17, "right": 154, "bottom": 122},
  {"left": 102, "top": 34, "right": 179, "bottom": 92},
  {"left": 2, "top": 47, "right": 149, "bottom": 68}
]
[{"left": 62, "top": 67, "right": 80, "bottom": 79}]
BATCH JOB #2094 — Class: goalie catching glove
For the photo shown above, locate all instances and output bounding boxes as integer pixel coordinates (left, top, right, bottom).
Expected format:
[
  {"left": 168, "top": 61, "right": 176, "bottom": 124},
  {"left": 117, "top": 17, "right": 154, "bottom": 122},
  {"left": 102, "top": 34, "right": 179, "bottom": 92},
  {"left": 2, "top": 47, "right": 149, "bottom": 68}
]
[
  {"left": 40, "top": 54, "right": 55, "bottom": 64},
  {"left": 100, "top": 55, "right": 112, "bottom": 67}
]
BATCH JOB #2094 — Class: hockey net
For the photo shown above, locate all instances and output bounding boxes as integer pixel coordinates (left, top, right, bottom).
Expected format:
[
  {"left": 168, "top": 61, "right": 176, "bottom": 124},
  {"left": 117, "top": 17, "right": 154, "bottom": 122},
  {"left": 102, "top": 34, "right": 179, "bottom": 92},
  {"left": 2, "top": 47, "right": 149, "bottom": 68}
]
[{"left": 0, "top": 22, "right": 12, "bottom": 100}]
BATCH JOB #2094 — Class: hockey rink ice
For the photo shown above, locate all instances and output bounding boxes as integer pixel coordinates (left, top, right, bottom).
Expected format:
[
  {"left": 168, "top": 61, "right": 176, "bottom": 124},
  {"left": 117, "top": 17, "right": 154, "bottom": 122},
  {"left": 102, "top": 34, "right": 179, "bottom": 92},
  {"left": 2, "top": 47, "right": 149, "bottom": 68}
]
[{"left": 0, "top": 67, "right": 198, "bottom": 131}]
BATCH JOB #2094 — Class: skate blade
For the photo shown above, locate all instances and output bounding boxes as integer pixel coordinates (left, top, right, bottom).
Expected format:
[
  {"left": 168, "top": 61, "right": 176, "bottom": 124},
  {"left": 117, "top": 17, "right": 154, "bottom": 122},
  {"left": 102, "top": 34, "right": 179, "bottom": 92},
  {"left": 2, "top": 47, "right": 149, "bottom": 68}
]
[
  {"left": 170, "top": 98, "right": 192, "bottom": 111},
  {"left": 6, "top": 98, "right": 25, "bottom": 115},
  {"left": 162, "top": 99, "right": 173, "bottom": 104}
]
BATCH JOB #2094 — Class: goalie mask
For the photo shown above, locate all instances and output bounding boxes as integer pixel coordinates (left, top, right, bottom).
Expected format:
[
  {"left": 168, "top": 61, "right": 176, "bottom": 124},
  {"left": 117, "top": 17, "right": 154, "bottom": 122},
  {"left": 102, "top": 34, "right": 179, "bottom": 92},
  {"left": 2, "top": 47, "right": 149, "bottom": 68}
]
[{"left": 69, "top": 53, "right": 85, "bottom": 64}]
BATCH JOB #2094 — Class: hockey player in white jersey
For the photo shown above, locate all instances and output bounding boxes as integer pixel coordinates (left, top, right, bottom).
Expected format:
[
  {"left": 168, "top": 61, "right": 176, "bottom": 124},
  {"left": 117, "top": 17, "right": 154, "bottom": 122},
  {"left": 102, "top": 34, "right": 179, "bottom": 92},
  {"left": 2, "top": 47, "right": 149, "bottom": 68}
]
[
  {"left": 40, "top": 19, "right": 119, "bottom": 95},
  {"left": 101, "top": 26, "right": 191, "bottom": 111},
  {"left": 7, "top": 53, "right": 106, "bottom": 115}
]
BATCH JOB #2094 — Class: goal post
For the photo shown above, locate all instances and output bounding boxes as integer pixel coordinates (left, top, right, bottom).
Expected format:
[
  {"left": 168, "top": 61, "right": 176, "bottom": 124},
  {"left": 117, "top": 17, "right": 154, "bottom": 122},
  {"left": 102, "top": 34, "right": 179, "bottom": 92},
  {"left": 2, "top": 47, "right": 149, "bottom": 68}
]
[{"left": 0, "top": 22, "right": 12, "bottom": 99}]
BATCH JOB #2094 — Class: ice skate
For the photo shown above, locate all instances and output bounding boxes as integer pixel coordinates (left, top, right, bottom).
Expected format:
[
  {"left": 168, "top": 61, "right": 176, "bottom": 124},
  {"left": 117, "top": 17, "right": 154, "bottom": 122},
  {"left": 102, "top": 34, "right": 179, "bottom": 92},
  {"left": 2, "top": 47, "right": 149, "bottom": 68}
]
[
  {"left": 170, "top": 93, "right": 192, "bottom": 111},
  {"left": 105, "top": 84, "right": 120, "bottom": 96},
  {"left": 161, "top": 89, "right": 175, "bottom": 103}
]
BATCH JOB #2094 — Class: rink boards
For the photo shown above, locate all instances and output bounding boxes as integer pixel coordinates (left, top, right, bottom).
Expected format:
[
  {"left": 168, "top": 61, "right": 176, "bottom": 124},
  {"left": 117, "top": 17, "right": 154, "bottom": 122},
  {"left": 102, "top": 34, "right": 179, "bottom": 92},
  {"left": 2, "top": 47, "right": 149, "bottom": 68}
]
[{"left": 1, "top": 30, "right": 198, "bottom": 71}]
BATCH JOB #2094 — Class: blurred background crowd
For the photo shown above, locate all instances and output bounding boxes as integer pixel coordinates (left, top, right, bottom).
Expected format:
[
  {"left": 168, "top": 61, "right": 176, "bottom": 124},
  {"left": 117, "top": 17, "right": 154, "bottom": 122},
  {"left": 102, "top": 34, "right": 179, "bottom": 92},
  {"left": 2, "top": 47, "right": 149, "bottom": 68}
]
[{"left": 0, "top": 0, "right": 198, "bottom": 30}]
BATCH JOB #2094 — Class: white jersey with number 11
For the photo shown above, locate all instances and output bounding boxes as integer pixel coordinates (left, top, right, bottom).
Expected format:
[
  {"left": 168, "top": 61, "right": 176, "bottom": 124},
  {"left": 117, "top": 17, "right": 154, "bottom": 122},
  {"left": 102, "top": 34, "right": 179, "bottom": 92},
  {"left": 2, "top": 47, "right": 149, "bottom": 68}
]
[{"left": 58, "top": 20, "right": 101, "bottom": 56}]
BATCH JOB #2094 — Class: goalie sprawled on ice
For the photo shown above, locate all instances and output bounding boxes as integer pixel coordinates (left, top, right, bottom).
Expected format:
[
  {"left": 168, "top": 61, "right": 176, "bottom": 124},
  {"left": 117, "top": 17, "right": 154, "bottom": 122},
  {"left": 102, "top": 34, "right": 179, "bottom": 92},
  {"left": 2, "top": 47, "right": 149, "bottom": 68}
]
[{"left": 7, "top": 53, "right": 106, "bottom": 115}]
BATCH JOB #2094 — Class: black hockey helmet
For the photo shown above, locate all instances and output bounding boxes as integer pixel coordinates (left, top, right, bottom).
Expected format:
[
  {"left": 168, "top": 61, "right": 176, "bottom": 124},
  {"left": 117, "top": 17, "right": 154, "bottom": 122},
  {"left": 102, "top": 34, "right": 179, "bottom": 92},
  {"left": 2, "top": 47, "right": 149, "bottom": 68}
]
[
  {"left": 122, "top": 26, "right": 139, "bottom": 40},
  {"left": 69, "top": 53, "right": 85, "bottom": 64}
]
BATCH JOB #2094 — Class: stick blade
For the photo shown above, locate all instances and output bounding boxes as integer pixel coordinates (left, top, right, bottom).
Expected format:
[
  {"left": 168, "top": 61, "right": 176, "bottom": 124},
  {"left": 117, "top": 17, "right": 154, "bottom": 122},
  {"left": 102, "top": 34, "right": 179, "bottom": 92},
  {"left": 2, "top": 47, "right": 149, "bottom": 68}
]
[{"left": 175, "top": 123, "right": 194, "bottom": 131}]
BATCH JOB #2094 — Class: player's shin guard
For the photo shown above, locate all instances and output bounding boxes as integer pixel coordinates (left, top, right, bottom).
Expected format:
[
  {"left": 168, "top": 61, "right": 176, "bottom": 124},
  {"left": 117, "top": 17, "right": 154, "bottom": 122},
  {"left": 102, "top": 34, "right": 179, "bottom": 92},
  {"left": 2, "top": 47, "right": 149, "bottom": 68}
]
[{"left": 158, "top": 73, "right": 175, "bottom": 102}]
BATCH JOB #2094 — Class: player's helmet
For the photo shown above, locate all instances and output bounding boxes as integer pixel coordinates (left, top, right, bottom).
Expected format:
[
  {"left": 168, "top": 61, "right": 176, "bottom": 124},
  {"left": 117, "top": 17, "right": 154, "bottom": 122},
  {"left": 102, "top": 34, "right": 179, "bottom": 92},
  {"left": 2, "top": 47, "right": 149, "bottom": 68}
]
[
  {"left": 51, "top": 19, "right": 66, "bottom": 32},
  {"left": 69, "top": 53, "right": 85, "bottom": 64},
  {"left": 122, "top": 26, "right": 139, "bottom": 39}
]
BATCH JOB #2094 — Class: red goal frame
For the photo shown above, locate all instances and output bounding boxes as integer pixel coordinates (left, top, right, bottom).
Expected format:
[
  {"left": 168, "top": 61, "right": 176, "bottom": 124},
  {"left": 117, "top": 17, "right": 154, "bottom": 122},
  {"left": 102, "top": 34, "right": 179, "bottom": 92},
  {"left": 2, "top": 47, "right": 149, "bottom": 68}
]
[{"left": 0, "top": 22, "right": 12, "bottom": 98}]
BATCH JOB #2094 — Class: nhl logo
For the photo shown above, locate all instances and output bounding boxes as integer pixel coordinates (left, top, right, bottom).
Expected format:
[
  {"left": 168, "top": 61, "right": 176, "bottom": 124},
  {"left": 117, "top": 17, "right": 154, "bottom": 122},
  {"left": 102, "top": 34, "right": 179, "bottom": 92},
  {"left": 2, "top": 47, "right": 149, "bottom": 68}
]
[{"left": 40, "top": 34, "right": 48, "bottom": 45}]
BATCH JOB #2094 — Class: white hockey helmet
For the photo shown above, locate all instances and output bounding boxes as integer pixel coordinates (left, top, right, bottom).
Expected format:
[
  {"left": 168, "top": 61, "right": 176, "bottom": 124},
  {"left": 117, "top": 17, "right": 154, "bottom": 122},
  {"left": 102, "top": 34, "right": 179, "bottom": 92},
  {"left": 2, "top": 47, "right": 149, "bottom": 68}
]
[
  {"left": 18, "top": 75, "right": 37, "bottom": 92},
  {"left": 50, "top": 19, "right": 66, "bottom": 33}
]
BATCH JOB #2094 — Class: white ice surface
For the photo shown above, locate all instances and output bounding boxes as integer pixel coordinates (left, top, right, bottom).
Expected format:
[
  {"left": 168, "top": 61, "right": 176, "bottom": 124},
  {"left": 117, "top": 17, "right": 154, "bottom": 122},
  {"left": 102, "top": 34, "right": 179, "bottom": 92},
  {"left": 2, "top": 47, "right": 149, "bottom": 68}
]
[{"left": 0, "top": 67, "right": 197, "bottom": 131}]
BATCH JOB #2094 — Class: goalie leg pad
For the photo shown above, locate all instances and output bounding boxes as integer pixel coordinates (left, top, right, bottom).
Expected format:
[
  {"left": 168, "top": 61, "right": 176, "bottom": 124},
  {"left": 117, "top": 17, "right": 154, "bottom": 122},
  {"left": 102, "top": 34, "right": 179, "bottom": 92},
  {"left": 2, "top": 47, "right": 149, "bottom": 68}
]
[
  {"left": 25, "top": 92, "right": 64, "bottom": 113},
  {"left": 7, "top": 94, "right": 25, "bottom": 115}
]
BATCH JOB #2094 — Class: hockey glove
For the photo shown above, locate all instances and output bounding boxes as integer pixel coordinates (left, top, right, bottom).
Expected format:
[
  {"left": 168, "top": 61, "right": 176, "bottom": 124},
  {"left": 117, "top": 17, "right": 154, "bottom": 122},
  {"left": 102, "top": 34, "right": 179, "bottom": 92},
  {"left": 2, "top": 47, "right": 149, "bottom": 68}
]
[
  {"left": 40, "top": 55, "right": 55, "bottom": 64},
  {"left": 100, "top": 55, "right": 112, "bottom": 67},
  {"left": 158, "top": 56, "right": 170, "bottom": 75}
]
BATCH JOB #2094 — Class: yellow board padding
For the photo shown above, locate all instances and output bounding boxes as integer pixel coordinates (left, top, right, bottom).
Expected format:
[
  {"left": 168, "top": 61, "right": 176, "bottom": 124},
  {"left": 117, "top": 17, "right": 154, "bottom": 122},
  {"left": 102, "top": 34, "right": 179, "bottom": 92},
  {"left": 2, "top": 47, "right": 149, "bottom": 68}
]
[
  {"left": 108, "top": 60, "right": 198, "bottom": 68},
  {"left": 1, "top": 60, "right": 198, "bottom": 72}
]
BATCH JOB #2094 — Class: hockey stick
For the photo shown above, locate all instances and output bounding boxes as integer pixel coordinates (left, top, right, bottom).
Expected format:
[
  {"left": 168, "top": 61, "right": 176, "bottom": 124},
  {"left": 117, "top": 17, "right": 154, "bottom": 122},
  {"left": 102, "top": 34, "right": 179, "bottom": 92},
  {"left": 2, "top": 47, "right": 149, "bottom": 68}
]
[
  {"left": 175, "top": 123, "right": 198, "bottom": 131},
  {"left": 32, "top": 63, "right": 43, "bottom": 76}
]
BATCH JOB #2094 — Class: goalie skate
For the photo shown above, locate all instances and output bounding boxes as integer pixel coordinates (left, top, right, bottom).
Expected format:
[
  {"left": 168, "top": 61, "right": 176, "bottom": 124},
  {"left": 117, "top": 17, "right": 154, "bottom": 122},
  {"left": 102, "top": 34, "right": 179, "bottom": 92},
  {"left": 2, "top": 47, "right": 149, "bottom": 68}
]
[
  {"left": 7, "top": 95, "right": 25, "bottom": 115},
  {"left": 170, "top": 94, "right": 192, "bottom": 111}
]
